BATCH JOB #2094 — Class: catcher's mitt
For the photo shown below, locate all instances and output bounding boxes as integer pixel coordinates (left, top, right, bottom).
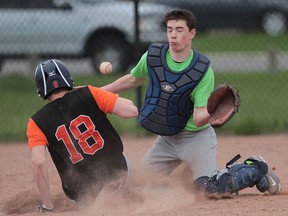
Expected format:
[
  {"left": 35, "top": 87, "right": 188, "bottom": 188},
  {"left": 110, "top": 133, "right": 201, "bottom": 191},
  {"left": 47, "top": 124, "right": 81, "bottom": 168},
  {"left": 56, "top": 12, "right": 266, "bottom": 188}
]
[{"left": 207, "top": 83, "right": 240, "bottom": 128}]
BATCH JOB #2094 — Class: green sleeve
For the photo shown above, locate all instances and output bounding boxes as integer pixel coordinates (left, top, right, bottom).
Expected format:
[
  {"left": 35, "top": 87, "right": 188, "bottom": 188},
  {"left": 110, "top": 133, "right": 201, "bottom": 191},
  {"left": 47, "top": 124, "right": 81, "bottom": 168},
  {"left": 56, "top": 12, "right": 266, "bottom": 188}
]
[
  {"left": 191, "top": 67, "right": 215, "bottom": 107},
  {"left": 130, "top": 52, "right": 149, "bottom": 79}
]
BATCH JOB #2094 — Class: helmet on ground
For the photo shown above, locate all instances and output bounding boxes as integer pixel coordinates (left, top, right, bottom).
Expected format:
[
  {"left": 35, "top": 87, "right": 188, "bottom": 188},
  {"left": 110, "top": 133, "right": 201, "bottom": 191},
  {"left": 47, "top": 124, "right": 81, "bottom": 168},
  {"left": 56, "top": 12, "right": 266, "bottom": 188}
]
[{"left": 35, "top": 59, "right": 74, "bottom": 99}]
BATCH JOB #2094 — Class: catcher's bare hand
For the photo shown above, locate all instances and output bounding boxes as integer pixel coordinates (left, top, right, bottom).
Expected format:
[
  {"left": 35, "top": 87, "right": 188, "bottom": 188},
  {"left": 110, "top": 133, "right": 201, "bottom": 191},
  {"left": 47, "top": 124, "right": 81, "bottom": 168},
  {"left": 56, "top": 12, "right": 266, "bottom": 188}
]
[{"left": 207, "top": 83, "right": 240, "bottom": 128}]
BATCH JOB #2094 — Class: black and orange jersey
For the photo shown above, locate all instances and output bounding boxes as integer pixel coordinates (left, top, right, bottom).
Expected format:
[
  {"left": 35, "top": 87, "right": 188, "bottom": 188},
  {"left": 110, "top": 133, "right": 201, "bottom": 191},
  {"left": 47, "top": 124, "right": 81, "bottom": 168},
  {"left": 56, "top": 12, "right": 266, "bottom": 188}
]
[
  {"left": 27, "top": 85, "right": 127, "bottom": 200},
  {"left": 27, "top": 85, "right": 118, "bottom": 149}
]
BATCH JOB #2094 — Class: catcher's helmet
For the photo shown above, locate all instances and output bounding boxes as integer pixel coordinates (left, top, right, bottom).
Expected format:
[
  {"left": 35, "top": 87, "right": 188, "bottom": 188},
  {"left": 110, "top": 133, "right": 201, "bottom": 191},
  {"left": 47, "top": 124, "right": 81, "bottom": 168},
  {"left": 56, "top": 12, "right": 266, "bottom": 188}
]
[{"left": 35, "top": 59, "right": 74, "bottom": 99}]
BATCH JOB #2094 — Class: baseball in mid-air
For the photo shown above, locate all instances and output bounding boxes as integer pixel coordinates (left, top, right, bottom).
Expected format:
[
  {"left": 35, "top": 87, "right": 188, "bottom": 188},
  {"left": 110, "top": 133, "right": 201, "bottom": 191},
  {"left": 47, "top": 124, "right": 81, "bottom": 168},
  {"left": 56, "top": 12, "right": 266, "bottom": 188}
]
[{"left": 99, "top": 61, "right": 113, "bottom": 74}]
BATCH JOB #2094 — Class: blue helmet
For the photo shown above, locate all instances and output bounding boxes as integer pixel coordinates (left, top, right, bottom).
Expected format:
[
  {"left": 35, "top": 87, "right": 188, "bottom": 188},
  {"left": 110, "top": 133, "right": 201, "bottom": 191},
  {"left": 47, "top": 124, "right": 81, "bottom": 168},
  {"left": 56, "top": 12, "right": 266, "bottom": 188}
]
[{"left": 35, "top": 59, "right": 74, "bottom": 99}]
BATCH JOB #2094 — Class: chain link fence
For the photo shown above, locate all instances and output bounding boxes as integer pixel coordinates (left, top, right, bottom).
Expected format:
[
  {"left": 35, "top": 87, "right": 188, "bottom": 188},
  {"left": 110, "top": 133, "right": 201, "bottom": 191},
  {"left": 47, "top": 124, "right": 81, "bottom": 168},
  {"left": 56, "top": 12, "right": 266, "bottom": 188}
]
[{"left": 0, "top": 0, "right": 288, "bottom": 141}]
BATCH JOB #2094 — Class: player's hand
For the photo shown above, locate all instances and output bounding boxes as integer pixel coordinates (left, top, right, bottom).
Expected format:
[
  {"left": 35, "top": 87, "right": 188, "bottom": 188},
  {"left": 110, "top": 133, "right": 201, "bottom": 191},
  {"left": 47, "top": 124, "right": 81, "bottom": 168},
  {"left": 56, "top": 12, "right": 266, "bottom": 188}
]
[{"left": 37, "top": 204, "right": 54, "bottom": 213}]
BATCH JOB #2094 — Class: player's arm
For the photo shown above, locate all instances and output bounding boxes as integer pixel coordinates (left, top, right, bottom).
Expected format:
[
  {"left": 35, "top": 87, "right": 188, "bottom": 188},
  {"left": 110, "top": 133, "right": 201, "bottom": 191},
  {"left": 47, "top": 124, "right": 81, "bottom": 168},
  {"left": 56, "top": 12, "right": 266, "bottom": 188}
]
[
  {"left": 112, "top": 96, "right": 138, "bottom": 118},
  {"left": 193, "top": 107, "right": 211, "bottom": 127},
  {"left": 192, "top": 68, "right": 215, "bottom": 127},
  {"left": 100, "top": 74, "right": 145, "bottom": 93},
  {"left": 31, "top": 146, "right": 54, "bottom": 211},
  {"left": 101, "top": 52, "right": 148, "bottom": 93},
  {"left": 88, "top": 85, "right": 138, "bottom": 118},
  {"left": 27, "top": 119, "right": 53, "bottom": 211}
]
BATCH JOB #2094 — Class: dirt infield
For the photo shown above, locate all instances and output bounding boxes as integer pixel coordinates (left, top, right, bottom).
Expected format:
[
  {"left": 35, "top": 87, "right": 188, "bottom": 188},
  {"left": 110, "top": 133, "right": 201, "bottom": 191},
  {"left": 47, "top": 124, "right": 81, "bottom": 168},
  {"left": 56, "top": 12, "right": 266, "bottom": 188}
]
[{"left": 1, "top": 133, "right": 288, "bottom": 216}]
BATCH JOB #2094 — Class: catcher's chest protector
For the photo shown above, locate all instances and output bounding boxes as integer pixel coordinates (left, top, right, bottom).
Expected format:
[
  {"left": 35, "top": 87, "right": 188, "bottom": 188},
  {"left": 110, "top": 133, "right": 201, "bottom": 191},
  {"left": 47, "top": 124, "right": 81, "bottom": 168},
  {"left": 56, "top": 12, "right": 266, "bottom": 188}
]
[{"left": 139, "top": 43, "right": 210, "bottom": 135}]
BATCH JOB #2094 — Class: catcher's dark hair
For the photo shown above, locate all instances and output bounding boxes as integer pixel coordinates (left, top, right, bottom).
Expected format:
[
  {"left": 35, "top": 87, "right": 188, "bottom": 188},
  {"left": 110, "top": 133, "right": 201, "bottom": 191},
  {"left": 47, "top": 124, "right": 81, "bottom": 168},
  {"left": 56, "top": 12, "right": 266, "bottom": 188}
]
[{"left": 164, "top": 9, "right": 197, "bottom": 30}]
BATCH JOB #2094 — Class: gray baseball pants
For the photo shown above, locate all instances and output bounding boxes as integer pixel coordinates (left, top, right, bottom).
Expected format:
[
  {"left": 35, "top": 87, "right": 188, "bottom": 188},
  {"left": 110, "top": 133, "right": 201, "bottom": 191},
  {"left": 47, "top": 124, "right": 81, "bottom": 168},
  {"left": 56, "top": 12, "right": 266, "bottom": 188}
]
[{"left": 142, "top": 126, "right": 217, "bottom": 179}]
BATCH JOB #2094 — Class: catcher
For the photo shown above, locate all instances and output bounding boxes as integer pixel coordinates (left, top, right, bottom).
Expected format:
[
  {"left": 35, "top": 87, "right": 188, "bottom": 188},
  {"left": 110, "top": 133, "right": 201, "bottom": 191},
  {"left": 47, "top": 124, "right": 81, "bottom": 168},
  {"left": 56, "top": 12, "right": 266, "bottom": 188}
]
[{"left": 102, "top": 9, "right": 281, "bottom": 197}]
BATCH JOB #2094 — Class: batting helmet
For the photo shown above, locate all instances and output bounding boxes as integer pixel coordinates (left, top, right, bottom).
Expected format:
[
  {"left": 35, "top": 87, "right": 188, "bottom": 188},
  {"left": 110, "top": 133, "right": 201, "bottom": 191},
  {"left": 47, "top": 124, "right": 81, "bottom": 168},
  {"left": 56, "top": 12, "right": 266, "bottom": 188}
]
[{"left": 35, "top": 59, "right": 74, "bottom": 99}]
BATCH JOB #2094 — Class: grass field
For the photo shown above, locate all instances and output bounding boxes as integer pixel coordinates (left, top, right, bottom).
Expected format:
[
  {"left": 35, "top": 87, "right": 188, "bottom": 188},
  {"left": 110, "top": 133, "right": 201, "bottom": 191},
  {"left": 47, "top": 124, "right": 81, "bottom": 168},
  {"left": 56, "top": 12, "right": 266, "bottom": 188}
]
[
  {"left": 194, "top": 32, "right": 288, "bottom": 52},
  {"left": 0, "top": 71, "right": 287, "bottom": 142}
]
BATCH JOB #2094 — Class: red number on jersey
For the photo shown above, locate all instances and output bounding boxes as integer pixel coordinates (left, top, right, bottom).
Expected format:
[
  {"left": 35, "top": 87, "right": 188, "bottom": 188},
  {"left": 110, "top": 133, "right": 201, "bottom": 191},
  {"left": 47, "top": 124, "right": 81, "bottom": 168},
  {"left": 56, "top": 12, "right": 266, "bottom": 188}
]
[{"left": 55, "top": 115, "right": 104, "bottom": 164}]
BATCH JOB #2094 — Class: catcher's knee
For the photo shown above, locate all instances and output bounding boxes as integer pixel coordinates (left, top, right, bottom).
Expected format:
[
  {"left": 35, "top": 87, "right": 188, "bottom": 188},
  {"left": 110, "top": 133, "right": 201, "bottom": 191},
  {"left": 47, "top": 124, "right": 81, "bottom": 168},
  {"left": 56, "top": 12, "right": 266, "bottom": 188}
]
[{"left": 193, "top": 155, "right": 269, "bottom": 195}]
